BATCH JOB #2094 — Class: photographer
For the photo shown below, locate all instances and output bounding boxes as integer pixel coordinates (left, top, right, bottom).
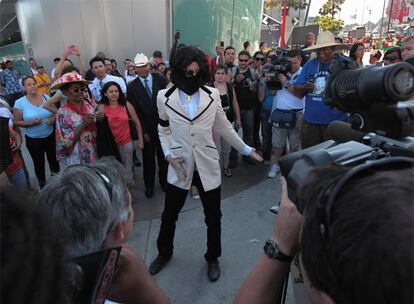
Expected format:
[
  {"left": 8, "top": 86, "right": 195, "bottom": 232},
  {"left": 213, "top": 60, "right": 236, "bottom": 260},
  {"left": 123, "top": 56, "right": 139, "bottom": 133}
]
[
  {"left": 231, "top": 50, "right": 259, "bottom": 165},
  {"left": 235, "top": 161, "right": 413, "bottom": 304},
  {"left": 266, "top": 50, "right": 304, "bottom": 178},
  {"left": 293, "top": 31, "right": 347, "bottom": 148}
]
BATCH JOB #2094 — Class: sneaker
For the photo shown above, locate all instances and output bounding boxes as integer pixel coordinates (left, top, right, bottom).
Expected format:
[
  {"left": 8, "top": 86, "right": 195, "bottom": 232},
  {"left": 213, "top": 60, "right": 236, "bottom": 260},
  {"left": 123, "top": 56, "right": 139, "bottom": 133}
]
[{"left": 268, "top": 164, "right": 279, "bottom": 178}]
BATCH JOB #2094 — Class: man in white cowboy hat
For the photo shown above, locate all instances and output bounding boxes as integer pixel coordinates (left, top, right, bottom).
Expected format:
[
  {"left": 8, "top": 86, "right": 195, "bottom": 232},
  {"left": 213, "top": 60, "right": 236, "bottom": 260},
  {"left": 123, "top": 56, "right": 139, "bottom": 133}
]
[
  {"left": 127, "top": 53, "right": 169, "bottom": 198},
  {"left": 293, "top": 31, "right": 348, "bottom": 149}
]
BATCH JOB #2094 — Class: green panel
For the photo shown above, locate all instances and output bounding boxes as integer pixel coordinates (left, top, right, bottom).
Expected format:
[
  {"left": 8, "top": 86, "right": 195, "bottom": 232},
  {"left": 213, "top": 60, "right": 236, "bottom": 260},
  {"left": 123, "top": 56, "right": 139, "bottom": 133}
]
[
  {"left": 0, "top": 41, "right": 29, "bottom": 76},
  {"left": 172, "top": 0, "right": 263, "bottom": 56}
]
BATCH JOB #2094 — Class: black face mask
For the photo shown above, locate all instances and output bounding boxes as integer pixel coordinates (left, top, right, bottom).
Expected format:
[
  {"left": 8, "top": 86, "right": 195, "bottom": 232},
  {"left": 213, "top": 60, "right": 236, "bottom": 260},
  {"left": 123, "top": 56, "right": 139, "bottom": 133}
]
[{"left": 172, "top": 72, "right": 202, "bottom": 96}]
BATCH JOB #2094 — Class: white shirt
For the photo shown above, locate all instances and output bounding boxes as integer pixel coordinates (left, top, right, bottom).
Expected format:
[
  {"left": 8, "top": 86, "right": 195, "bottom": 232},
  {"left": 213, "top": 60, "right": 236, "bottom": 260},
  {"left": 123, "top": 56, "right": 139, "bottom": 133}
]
[
  {"left": 88, "top": 74, "right": 126, "bottom": 102},
  {"left": 273, "top": 67, "right": 304, "bottom": 111},
  {"left": 51, "top": 67, "right": 56, "bottom": 79},
  {"left": 125, "top": 75, "right": 138, "bottom": 84}
]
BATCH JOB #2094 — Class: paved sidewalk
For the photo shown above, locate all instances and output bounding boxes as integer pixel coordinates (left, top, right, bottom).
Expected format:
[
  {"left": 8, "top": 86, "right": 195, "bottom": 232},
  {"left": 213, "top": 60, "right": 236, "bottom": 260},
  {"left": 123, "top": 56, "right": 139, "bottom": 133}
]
[{"left": 21, "top": 141, "right": 296, "bottom": 304}]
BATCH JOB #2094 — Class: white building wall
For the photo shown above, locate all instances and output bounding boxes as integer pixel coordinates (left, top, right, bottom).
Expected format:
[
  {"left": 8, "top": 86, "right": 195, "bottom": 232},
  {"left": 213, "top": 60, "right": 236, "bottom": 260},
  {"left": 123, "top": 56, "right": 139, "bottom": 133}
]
[{"left": 16, "top": 0, "right": 171, "bottom": 73}]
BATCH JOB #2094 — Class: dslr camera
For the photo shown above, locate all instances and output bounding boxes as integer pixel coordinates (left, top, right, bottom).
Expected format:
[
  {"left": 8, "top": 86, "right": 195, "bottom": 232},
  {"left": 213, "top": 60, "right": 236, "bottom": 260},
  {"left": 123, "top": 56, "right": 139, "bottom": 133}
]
[
  {"left": 262, "top": 50, "right": 292, "bottom": 90},
  {"left": 279, "top": 55, "right": 414, "bottom": 212}
]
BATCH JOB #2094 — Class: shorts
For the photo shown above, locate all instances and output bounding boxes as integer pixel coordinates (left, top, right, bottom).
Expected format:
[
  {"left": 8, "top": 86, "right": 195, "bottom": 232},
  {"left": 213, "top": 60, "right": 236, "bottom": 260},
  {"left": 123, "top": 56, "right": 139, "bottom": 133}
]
[{"left": 272, "top": 111, "right": 302, "bottom": 149}]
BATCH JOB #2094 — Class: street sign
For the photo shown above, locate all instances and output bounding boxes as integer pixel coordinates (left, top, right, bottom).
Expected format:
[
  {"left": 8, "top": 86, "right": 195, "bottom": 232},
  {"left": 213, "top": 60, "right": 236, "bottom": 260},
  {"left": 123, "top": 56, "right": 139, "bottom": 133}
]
[{"left": 292, "top": 17, "right": 299, "bottom": 26}]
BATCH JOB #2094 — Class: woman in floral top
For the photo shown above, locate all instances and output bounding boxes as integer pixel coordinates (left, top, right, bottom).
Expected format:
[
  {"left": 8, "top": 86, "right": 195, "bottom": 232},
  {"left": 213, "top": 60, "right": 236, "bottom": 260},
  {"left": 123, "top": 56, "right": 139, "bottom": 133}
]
[{"left": 51, "top": 72, "right": 104, "bottom": 165}]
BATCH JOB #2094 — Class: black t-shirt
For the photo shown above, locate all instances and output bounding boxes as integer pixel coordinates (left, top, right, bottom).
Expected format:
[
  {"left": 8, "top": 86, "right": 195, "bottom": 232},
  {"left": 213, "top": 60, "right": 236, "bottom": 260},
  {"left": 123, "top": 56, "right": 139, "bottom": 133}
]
[
  {"left": 85, "top": 69, "right": 96, "bottom": 81},
  {"left": 219, "top": 82, "right": 234, "bottom": 122},
  {"left": 233, "top": 67, "right": 257, "bottom": 110}
]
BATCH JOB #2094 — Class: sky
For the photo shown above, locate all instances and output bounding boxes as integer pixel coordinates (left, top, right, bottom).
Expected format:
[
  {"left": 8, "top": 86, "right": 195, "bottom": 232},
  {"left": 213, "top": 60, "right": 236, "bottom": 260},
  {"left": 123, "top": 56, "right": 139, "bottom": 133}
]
[{"left": 308, "top": 0, "right": 389, "bottom": 25}]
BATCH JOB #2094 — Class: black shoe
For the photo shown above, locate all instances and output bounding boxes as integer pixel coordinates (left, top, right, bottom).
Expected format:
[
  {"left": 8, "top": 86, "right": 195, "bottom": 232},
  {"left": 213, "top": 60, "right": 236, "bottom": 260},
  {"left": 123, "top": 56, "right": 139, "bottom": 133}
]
[
  {"left": 145, "top": 187, "right": 154, "bottom": 198},
  {"left": 243, "top": 157, "right": 256, "bottom": 166},
  {"left": 229, "top": 159, "right": 238, "bottom": 168},
  {"left": 149, "top": 255, "right": 171, "bottom": 275},
  {"left": 207, "top": 260, "right": 220, "bottom": 282}
]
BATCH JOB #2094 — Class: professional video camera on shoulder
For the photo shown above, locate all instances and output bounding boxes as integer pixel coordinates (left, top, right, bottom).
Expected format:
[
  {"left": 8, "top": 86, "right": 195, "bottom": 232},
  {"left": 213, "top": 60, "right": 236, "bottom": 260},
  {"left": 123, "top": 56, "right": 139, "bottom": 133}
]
[
  {"left": 262, "top": 49, "right": 292, "bottom": 90},
  {"left": 279, "top": 54, "right": 414, "bottom": 213}
]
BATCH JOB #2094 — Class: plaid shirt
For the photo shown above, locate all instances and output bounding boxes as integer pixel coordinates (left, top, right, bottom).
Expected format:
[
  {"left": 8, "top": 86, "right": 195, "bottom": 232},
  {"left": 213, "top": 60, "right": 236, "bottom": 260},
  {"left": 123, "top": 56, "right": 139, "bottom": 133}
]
[{"left": 0, "top": 68, "right": 22, "bottom": 95}]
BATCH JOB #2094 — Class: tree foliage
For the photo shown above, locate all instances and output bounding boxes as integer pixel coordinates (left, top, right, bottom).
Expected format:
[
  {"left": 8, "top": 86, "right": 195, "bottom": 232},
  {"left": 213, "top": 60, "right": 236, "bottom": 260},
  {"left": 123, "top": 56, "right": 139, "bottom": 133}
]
[
  {"left": 318, "top": 0, "right": 345, "bottom": 18},
  {"left": 314, "top": 15, "right": 345, "bottom": 34},
  {"left": 264, "top": 0, "right": 309, "bottom": 11}
]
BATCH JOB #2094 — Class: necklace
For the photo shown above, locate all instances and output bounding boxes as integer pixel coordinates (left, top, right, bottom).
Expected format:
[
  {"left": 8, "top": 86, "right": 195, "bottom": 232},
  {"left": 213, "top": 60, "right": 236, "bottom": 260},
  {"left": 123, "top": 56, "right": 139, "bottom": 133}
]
[{"left": 186, "top": 95, "right": 192, "bottom": 102}]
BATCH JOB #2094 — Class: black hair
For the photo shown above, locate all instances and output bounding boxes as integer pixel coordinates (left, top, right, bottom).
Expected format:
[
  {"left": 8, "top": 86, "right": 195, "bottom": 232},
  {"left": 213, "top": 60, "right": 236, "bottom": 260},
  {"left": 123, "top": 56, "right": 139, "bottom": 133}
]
[
  {"left": 61, "top": 65, "right": 80, "bottom": 75},
  {"left": 29, "top": 57, "right": 35, "bottom": 62},
  {"left": 286, "top": 50, "right": 302, "bottom": 58},
  {"left": 299, "top": 165, "right": 413, "bottom": 304},
  {"left": 384, "top": 47, "right": 402, "bottom": 60},
  {"left": 89, "top": 56, "right": 105, "bottom": 68},
  {"left": 215, "top": 64, "right": 229, "bottom": 73},
  {"left": 349, "top": 43, "right": 365, "bottom": 60},
  {"left": 0, "top": 189, "right": 71, "bottom": 303},
  {"left": 259, "top": 41, "right": 267, "bottom": 48},
  {"left": 243, "top": 41, "right": 250, "bottom": 49},
  {"left": 253, "top": 51, "right": 265, "bottom": 58},
  {"left": 22, "top": 75, "right": 36, "bottom": 87},
  {"left": 238, "top": 50, "right": 251, "bottom": 59},
  {"left": 153, "top": 50, "right": 163, "bottom": 58},
  {"left": 5, "top": 60, "right": 12, "bottom": 65},
  {"left": 124, "top": 58, "right": 132, "bottom": 62},
  {"left": 54, "top": 57, "right": 61, "bottom": 62},
  {"left": 100, "top": 81, "right": 126, "bottom": 106},
  {"left": 110, "top": 59, "right": 117, "bottom": 64},
  {"left": 170, "top": 45, "right": 211, "bottom": 85},
  {"left": 224, "top": 46, "right": 235, "bottom": 55}
]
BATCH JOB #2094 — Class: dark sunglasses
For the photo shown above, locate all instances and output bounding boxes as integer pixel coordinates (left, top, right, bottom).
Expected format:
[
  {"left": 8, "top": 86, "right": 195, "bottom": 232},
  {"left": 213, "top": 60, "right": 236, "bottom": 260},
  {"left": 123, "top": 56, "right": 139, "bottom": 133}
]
[
  {"left": 71, "top": 86, "right": 86, "bottom": 93},
  {"left": 239, "top": 59, "right": 249, "bottom": 62},
  {"left": 255, "top": 57, "right": 265, "bottom": 62},
  {"left": 184, "top": 70, "right": 198, "bottom": 77},
  {"left": 384, "top": 56, "right": 398, "bottom": 61}
]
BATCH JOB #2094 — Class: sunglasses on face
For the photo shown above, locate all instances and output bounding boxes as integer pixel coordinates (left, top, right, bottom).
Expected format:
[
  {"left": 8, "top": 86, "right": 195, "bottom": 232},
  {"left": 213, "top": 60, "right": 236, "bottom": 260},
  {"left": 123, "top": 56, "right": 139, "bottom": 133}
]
[
  {"left": 184, "top": 70, "right": 198, "bottom": 77},
  {"left": 384, "top": 56, "right": 398, "bottom": 61},
  {"left": 71, "top": 86, "right": 86, "bottom": 93},
  {"left": 255, "top": 57, "right": 265, "bottom": 62},
  {"left": 239, "top": 59, "right": 249, "bottom": 62}
]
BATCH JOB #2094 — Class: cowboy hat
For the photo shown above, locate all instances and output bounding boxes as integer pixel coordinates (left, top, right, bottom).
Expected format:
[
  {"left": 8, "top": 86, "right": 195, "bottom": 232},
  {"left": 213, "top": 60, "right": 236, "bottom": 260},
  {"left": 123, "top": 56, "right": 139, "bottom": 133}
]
[
  {"left": 50, "top": 71, "right": 90, "bottom": 90},
  {"left": 134, "top": 53, "right": 149, "bottom": 67},
  {"left": 303, "top": 31, "right": 346, "bottom": 51}
]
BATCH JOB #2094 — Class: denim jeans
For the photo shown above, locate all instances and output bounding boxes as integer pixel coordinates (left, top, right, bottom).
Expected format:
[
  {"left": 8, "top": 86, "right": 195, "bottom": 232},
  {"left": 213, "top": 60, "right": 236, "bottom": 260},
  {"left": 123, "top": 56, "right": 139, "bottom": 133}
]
[
  {"left": 260, "top": 109, "right": 272, "bottom": 160},
  {"left": 240, "top": 109, "right": 254, "bottom": 147},
  {"left": 8, "top": 168, "right": 29, "bottom": 191}
]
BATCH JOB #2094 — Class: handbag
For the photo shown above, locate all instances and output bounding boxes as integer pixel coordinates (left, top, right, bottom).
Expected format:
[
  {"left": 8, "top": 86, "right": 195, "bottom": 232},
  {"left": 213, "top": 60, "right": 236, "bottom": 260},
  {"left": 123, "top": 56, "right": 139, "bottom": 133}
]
[
  {"left": 124, "top": 105, "right": 138, "bottom": 141},
  {"left": 269, "top": 109, "right": 297, "bottom": 129},
  {"left": 96, "top": 117, "right": 121, "bottom": 161}
]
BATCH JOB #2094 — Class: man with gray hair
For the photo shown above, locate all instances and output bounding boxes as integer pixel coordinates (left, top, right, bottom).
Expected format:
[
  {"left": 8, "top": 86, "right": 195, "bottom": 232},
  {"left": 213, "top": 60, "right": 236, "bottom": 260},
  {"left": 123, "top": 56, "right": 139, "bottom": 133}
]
[{"left": 39, "top": 157, "right": 169, "bottom": 304}]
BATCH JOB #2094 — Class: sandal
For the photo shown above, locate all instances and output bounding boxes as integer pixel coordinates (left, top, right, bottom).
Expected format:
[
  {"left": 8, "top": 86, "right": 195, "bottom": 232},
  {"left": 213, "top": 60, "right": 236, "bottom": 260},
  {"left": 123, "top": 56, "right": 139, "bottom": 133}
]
[{"left": 223, "top": 168, "right": 232, "bottom": 177}]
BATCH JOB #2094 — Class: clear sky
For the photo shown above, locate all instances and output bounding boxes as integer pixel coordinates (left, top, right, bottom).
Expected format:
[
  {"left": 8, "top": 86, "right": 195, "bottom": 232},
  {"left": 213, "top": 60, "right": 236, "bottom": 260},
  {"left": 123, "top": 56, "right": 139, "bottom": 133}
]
[{"left": 308, "top": 0, "right": 389, "bottom": 25}]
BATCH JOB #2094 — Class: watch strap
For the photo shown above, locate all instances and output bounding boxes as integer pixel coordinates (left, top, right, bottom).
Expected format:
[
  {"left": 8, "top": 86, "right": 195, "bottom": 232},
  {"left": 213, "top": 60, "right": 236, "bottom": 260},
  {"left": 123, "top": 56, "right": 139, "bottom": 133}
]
[{"left": 263, "top": 239, "right": 294, "bottom": 262}]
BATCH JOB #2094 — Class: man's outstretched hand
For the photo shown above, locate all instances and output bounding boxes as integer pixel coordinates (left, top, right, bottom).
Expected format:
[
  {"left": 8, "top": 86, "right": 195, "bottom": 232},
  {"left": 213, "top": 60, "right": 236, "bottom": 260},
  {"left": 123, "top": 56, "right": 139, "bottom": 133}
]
[{"left": 249, "top": 149, "right": 263, "bottom": 162}]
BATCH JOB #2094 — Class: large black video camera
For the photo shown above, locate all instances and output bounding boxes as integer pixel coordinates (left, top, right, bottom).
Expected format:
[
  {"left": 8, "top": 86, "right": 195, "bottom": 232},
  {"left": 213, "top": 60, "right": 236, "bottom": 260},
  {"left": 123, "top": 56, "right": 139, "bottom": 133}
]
[
  {"left": 279, "top": 55, "right": 414, "bottom": 213},
  {"left": 262, "top": 50, "right": 292, "bottom": 90}
]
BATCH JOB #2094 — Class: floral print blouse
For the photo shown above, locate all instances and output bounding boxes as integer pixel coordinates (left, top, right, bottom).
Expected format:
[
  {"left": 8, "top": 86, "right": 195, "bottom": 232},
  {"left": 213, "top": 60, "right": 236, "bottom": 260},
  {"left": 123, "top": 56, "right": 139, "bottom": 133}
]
[{"left": 56, "top": 100, "right": 96, "bottom": 165}]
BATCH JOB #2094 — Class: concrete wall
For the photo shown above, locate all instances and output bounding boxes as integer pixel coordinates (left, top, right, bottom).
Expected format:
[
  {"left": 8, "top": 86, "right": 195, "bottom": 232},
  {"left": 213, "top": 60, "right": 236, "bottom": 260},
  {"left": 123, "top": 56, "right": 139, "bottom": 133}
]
[{"left": 16, "top": 0, "right": 171, "bottom": 74}]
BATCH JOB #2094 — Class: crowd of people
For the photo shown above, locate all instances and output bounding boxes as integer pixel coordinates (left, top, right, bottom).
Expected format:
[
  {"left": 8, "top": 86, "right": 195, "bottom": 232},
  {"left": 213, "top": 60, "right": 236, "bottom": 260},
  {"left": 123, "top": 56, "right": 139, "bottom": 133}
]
[{"left": 1, "top": 29, "right": 413, "bottom": 304}]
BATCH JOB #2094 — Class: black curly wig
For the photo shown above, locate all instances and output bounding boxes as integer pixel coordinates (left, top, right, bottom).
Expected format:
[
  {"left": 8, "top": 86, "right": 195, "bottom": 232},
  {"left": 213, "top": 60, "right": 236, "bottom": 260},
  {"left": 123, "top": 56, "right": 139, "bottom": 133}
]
[{"left": 170, "top": 46, "right": 211, "bottom": 94}]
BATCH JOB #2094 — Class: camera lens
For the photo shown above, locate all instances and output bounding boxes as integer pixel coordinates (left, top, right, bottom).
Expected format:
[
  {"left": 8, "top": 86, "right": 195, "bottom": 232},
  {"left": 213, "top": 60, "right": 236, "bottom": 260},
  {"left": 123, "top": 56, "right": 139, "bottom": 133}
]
[{"left": 393, "top": 69, "right": 414, "bottom": 97}]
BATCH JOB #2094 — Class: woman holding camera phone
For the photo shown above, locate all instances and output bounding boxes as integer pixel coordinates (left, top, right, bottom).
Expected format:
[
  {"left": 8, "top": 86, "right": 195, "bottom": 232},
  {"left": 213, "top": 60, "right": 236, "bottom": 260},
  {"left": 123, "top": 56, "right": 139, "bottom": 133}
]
[{"left": 52, "top": 71, "right": 104, "bottom": 166}]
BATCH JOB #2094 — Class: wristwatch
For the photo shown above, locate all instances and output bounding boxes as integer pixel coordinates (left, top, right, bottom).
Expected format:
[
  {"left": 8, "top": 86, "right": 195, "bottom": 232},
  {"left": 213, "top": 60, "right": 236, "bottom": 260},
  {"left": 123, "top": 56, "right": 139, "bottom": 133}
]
[{"left": 263, "top": 239, "right": 294, "bottom": 262}]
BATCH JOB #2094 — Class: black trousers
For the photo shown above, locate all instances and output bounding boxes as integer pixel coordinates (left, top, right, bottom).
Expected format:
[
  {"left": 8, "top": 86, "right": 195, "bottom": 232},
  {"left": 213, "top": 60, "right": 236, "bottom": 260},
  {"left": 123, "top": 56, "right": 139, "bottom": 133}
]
[
  {"left": 142, "top": 135, "right": 168, "bottom": 188},
  {"left": 25, "top": 130, "right": 59, "bottom": 187},
  {"left": 156, "top": 171, "right": 222, "bottom": 261}
]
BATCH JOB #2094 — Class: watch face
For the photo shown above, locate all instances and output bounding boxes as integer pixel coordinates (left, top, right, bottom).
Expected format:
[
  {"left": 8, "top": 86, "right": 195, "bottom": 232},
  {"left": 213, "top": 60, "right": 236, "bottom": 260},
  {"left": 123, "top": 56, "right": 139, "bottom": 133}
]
[{"left": 265, "top": 240, "right": 277, "bottom": 257}]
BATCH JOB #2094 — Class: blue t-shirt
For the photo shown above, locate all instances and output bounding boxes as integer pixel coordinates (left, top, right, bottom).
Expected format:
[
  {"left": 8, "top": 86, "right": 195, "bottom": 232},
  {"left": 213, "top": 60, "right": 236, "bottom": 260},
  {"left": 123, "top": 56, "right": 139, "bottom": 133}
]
[
  {"left": 259, "top": 80, "right": 276, "bottom": 111},
  {"left": 14, "top": 95, "right": 54, "bottom": 138},
  {"left": 295, "top": 57, "right": 347, "bottom": 125}
]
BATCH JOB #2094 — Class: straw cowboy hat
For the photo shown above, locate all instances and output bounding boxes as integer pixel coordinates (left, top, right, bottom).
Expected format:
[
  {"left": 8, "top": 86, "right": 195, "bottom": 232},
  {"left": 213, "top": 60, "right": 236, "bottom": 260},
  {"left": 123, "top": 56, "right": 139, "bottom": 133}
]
[
  {"left": 50, "top": 71, "right": 90, "bottom": 90},
  {"left": 303, "top": 31, "right": 346, "bottom": 51}
]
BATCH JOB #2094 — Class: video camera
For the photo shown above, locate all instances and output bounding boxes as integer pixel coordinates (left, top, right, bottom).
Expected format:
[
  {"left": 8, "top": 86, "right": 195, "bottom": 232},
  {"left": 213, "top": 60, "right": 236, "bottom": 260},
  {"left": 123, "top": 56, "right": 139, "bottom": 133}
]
[
  {"left": 279, "top": 55, "right": 414, "bottom": 213},
  {"left": 262, "top": 49, "right": 292, "bottom": 90}
]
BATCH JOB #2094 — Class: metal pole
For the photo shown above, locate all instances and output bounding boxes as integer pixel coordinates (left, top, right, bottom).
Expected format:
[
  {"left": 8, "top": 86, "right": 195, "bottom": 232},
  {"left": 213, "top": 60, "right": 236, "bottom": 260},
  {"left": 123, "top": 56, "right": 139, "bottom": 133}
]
[
  {"left": 230, "top": 0, "right": 236, "bottom": 46},
  {"left": 304, "top": 0, "right": 312, "bottom": 26},
  {"left": 379, "top": 0, "right": 386, "bottom": 38},
  {"left": 387, "top": 0, "right": 394, "bottom": 33},
  {"left": 361, "top": 0, "right": 366, "bottom": 25}
]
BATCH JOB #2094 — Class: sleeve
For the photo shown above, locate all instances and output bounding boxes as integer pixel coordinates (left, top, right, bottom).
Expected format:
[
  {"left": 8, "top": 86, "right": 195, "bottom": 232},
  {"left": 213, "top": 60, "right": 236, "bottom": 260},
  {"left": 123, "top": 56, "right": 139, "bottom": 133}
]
[
  {"left": 13, "top": 98, "right": 23, "bottom": 110},
  {"left": 212, "top": 90, "right": 251, "bottom": 153},
  {"left": 56, "top": 110, "right": 76, "bottom": 152},
  {"left": 295, "top": 61, "right": 310, "bottom": 85},
  {"left": 157, "top": 91, "right": 172, "bottom": 158},
  {"left": 119, "top": 77, "right": 127, "bottom": 94}
]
